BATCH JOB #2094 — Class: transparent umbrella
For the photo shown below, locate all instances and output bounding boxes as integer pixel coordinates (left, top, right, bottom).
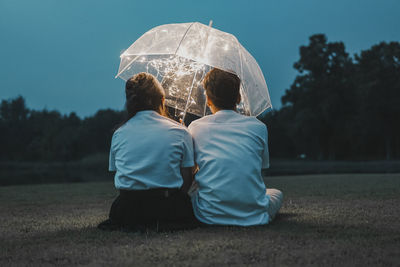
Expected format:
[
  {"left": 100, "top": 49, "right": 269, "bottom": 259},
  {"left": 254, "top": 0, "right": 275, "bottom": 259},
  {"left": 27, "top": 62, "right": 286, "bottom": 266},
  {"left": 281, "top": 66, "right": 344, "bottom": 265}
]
[{"left": 116, "top": 21, "right": 272, "bottom": 119}]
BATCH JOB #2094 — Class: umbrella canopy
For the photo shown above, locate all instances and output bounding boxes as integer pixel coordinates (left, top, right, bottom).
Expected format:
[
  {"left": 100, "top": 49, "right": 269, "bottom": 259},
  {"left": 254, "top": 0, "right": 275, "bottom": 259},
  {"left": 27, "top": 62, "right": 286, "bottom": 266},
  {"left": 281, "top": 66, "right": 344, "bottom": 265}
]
[{"left": 116, "top": 22, "right": 271, "bottom": 118}]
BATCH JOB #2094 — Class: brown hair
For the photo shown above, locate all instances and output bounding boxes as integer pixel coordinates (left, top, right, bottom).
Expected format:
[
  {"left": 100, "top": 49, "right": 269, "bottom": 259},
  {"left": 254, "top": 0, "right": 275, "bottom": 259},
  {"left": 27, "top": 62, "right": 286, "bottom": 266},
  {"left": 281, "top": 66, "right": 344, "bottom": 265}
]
[
  {"left": 114, "top": 73, "right": 166, "bottom": 131},
  {"left": 202, "top": 68, "right": 241, "bottom": 110}
]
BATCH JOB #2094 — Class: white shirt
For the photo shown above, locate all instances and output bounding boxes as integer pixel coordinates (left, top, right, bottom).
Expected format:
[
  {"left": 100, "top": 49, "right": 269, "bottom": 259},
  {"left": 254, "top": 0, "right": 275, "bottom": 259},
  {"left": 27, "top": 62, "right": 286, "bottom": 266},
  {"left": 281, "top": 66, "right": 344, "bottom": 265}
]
[
  {"left": 188, "top": 110, "right": 270, "bottom": 226},
  {"left": 109, "top": 110, "right": 194, "bottom": 190}
]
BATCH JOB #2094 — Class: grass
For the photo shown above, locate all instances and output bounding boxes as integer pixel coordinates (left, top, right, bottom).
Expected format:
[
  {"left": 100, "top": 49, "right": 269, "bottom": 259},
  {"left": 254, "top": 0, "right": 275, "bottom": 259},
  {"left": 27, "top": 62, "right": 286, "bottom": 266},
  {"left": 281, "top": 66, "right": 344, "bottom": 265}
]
[{"left": 1, "top": 173, "right": 399, "bottom": 266}]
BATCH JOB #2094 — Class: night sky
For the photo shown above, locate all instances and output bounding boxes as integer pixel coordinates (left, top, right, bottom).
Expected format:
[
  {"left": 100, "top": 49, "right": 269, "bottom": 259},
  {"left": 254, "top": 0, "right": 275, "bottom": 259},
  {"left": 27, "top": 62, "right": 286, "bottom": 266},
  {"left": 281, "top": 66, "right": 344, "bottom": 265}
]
[{"left": 1, "top": 0, "right": 399, "bottom": 117}]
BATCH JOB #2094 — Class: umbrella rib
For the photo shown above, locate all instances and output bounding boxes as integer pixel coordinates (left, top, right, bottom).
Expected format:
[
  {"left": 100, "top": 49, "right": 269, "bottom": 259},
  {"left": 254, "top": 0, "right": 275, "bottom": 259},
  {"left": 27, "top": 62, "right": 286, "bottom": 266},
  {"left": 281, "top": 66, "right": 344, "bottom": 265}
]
[
  {"left": 234, "top": 37, "right": 251, "bottom": 115},
  {"left": 233, "top": 36, "right": 244, "bottom": 85},
  {"left": 115, "top": 54, "right": 143, "bottom": 79},
  {"left": 174, "top": 22, "right": 195, "bottom": 55}
]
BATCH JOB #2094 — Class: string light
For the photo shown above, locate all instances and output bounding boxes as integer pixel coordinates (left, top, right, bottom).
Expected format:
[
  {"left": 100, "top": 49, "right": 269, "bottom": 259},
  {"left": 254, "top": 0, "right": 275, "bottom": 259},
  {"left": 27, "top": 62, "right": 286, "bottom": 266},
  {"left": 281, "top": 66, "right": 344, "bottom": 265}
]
[
  {"left": 135, "top": 55, "right": 210, "bottom": 118},
  {"left": 119, "top": 54, "right": 249, "bottom": 118}
]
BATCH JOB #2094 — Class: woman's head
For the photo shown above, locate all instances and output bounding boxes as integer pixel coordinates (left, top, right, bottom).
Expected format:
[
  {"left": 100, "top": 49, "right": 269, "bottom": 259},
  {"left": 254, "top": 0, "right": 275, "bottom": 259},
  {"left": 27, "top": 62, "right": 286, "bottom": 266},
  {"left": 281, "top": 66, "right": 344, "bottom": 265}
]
[
  {"left": 202, "top": 68, "right": 241, "bottom": 112},
  {"left": 125, "top": 72, "right": 166, "bottom": 117}
]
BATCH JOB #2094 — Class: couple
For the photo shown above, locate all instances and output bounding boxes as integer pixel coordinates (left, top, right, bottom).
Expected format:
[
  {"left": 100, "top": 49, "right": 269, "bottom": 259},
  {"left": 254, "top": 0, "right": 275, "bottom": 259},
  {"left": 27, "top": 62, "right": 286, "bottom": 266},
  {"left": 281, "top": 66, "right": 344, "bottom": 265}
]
[{"left": 98, "top": 68, "right": 283, "bottom": 231}]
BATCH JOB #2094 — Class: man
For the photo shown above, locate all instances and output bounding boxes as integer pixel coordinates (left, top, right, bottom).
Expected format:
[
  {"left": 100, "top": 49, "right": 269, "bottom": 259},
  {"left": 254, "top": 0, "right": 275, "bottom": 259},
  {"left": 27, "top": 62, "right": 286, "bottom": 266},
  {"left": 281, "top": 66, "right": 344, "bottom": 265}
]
[{"left": 188, "top": 68, "right": 283, "bottom": 226}]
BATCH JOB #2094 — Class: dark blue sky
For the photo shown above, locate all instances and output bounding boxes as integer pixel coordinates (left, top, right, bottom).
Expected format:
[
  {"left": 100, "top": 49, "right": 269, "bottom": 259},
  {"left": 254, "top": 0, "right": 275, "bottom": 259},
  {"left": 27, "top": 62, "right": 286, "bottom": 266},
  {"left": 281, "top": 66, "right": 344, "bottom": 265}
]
[{"left": 1, "top": 0, "right": 399, "bottom": 117}]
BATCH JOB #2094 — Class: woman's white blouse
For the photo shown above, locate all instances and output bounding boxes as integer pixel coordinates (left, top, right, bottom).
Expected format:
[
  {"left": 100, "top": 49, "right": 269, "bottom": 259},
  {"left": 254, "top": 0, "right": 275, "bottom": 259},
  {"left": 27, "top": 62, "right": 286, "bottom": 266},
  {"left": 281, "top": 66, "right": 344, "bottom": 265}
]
[{"left": 109, "top": 110, "right": 194, "bottom": 190}]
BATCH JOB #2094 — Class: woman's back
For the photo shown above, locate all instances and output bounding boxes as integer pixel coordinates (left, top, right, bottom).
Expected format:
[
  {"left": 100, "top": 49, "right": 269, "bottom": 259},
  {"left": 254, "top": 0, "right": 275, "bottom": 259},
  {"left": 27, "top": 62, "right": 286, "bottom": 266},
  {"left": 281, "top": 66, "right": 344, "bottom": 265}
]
[
  {"left": 110, "top": 110, "right": 194, "bottom": 190},
  {"left": 99, "top": 72, "right": 197, "bottom": 231}
]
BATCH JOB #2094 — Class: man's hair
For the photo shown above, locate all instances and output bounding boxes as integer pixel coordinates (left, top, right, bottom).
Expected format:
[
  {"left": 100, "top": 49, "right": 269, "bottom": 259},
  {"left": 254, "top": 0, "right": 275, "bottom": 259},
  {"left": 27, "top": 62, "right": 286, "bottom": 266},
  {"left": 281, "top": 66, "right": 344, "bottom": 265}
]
[{"left": 202, "top": 68, "right": 241, "bottom": 110}]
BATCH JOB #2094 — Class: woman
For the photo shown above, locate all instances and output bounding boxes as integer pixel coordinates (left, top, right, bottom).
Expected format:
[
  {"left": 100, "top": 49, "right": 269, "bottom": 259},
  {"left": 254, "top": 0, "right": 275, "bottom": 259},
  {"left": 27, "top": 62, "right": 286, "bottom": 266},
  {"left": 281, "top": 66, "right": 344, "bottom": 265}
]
[
  {"left": 188, "top": 68, "right": 283, "bottom": 226},
  {"left": 98, "top": 72, "right": 196, "bottom": 231}
]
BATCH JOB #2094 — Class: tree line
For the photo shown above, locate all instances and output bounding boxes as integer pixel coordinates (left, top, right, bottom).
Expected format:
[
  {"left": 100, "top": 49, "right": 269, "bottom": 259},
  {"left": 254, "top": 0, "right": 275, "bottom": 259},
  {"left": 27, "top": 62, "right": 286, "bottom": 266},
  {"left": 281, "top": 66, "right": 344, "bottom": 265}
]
[
  {"left": 0, "top": 97, "right": 125, "bottom": 161},
  {"left": 263, "top": 34, "right": 400, "bottom": 160},
  {"left": 0, "top": 34, "right": 399, "bottom": 161}
]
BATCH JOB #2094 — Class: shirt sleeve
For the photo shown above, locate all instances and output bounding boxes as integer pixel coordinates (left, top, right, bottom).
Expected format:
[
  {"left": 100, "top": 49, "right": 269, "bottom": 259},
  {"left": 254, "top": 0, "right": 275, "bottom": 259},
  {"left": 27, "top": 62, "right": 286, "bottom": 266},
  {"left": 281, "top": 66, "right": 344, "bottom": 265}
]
[
  {"left": 181, "top": 129, "right": 195, "bottom": 168},
  {"left": 109, "top": 132, "right": 117, "bottom": 171},
  {"left": 262, "top": 125, "right": 270, "bottom": 169}
]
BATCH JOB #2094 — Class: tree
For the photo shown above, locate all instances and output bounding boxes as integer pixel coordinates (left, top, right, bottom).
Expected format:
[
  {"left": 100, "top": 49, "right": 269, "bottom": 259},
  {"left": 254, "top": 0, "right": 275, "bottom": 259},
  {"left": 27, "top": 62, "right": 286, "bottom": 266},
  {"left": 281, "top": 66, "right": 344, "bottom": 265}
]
[
  {"left": 77, "top": 109, "right": 125, "bottom": 157},
  {"left": 355, "top": 42, "right": 400, "bottom": 159},
  {"left": 0, "top": 96, "right": 30, "bottom": 160},
  {"left": 0, "top": 95, "right": 126, "bottom": 161},
  {"left": 280, "top": 34, "right": 356, "bottom": 159}
]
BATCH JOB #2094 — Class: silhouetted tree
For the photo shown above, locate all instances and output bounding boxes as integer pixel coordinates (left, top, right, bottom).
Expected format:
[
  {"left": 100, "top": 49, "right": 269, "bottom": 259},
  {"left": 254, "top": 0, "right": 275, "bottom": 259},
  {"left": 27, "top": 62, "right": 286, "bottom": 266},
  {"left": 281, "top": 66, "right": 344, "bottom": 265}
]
[
  {"left": 77, "top": 109, "right": 125, "bottom": 157},
  {"left": 280, "top": 34, "right": 356, "bottom": 159},
  {"left": 355, "top": 42, "right": 400, "bottom": 159},
  {"left": 266, "top": 36, "right": 400, "bottom": 160},
  {"left": 0, "top": 96, "right": 124, "bottom": 161},
  {"left": 261, "top": 108, "right": 296, "bottom": 159},
  {"left": 0, "top": 96, "right": 30, "bottom": 160}
]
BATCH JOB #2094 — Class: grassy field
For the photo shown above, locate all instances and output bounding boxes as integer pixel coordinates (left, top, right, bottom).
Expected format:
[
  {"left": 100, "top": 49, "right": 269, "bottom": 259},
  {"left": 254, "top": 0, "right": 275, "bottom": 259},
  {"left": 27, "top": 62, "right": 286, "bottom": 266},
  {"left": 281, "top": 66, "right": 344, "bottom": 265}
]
[{"left": 1, "top": 174, "right": 399, "bottom": 266}]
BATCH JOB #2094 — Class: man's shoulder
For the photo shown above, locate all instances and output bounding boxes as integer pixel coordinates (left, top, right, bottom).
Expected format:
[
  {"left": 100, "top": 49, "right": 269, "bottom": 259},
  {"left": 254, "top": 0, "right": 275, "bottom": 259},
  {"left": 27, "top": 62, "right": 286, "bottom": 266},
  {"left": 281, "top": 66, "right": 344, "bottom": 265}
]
[
  {"left": 238, "top": 113, "right": 264, "bottom": 124},
  {"left": 229, "top": 115, "right": 268, "bottom": 138},
  {"left": 231, "top": 113, "right": 267, "bottom": 127},
  {"left": 247, "top": 116, "right": 267, "bottom": 127},
  {"left": 188, "top": 113, "right": 267, "bottom": 130},
  {"left": 188, "top": 115, "right": 215, "bottom": 130}
]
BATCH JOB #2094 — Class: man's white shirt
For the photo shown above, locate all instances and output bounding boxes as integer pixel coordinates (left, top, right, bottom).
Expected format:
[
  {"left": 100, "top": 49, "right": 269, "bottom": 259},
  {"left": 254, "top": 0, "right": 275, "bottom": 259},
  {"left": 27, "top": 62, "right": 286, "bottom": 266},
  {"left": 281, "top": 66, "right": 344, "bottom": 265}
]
[{"left": 188, "top": 110, "right": 270, "bottom": 226}]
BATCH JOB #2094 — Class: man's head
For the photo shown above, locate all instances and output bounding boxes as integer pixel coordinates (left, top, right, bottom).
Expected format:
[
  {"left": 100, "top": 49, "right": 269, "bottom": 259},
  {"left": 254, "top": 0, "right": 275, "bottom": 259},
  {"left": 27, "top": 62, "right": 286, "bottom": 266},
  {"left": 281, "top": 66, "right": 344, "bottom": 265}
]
[{"left": 202, "top": 68, "right": 241, "bottom": 112}]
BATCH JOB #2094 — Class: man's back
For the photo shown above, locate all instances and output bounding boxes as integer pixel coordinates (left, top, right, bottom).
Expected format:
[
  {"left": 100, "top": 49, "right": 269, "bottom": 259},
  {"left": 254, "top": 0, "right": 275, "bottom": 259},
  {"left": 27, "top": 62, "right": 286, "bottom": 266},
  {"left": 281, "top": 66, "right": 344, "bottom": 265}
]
[{"left": 188, "top": 110, "right": 270, "bottom": 226}]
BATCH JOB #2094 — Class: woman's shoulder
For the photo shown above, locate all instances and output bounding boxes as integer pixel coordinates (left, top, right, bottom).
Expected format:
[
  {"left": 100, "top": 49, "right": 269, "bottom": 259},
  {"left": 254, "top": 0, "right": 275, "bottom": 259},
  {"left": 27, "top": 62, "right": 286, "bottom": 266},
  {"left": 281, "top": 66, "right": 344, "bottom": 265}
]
[
  {"left": 155, "top": 114, "right": 192, "bottom": 134},
  {"left": 160, "top": 115, "right": 183, "bottom": 126},
  {"left": 112, "top": 123, "right": 126, "bottom": 136}
]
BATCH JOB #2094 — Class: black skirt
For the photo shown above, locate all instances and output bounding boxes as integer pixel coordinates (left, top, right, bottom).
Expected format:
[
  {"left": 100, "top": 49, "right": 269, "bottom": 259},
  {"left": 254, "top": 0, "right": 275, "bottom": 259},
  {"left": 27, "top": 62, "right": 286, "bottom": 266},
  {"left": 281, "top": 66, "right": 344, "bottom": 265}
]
[{"left": 99, "top": 188, "right": 200, "bottom": 231}]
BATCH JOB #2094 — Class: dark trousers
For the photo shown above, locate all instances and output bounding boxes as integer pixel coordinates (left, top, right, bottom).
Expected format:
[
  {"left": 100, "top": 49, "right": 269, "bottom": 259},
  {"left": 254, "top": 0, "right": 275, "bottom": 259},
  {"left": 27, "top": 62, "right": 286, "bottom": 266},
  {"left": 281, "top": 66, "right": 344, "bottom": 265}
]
[{"left": 107, "top": 188, "right": 199, "bottom": 231}]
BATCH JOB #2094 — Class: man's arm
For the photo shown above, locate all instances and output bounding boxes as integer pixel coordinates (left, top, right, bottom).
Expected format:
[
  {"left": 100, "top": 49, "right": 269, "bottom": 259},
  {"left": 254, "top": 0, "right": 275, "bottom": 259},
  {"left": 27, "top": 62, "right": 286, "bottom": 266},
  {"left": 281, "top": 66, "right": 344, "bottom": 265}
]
[{"left": 180, "top": 166, "right": 195, "bottom": 193}]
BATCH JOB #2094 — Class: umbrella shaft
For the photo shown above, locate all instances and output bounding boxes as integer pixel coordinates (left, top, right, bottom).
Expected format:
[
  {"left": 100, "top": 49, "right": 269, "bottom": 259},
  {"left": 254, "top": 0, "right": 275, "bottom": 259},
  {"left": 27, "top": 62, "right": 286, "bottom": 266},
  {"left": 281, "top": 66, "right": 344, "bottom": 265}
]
[{"left": 182, "top": 69, "right": 199, "bottom": 122}]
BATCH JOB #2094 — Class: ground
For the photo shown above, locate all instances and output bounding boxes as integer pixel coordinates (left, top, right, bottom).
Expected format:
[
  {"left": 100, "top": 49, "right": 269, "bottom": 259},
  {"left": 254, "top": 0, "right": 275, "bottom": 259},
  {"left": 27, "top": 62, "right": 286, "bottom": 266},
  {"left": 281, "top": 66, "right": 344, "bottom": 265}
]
[{"left": 1, "top": 174, "right": 399, "bottom": 266}]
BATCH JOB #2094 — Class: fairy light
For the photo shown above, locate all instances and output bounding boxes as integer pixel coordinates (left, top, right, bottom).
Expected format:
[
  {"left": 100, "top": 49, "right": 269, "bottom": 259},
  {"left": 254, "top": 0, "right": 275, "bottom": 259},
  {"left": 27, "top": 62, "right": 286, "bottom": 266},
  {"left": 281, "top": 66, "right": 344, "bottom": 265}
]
[
  {"left": 119, "top": 53, "right": 251, "bottom": 117},
  {"left": 119, "top": 54, "right": 212, "bottom": 118},
  {"left": 116, "top": 22, "right": 256, "bottom": 118}
]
